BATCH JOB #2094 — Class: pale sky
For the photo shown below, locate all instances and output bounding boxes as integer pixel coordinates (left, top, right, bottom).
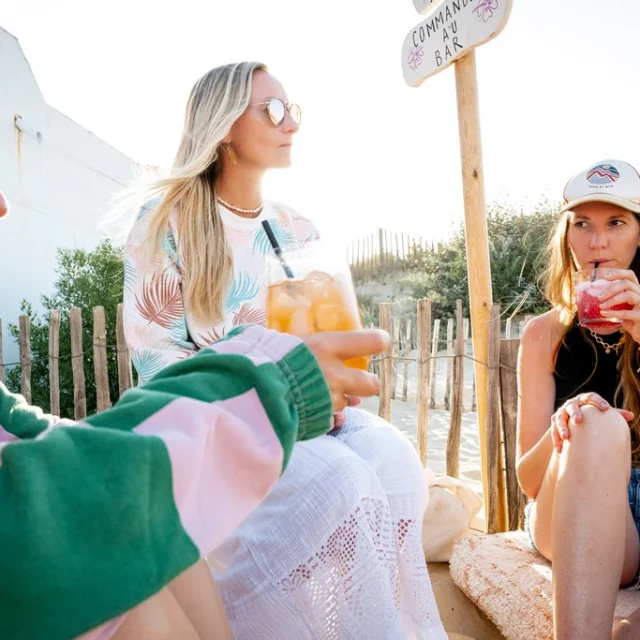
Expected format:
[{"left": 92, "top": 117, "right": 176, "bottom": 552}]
[{"left": 3, "top": 0, "right": 639, "bottom": 243}]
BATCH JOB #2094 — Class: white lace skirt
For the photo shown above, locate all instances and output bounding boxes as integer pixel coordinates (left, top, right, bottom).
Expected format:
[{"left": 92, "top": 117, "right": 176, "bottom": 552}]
[{"left": 208, "top": 408, "right": 446, "bottom": 639}]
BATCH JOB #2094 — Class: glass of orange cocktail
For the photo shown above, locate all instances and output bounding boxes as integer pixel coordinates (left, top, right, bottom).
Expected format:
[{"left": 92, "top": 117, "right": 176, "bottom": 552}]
[{"left": 265, "top": 242, "right": 368, "bottom": 370}]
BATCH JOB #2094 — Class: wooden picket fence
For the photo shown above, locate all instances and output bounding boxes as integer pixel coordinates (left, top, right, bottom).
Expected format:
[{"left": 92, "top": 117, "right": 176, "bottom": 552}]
[
  {"left": 0, "top": 298, "right": 528, "bottom": 531},
  {"left": 0, "top": 304, "right": 132, "bottom": 419},
  {"left": 370, "top": 301, "right": 532, "bottom": 411},
  {"left": 373, "top": 300, "right": 529, "bottom": 533},
  {"left": 347, "top": 228, "right": 435, "bottom": 281}
]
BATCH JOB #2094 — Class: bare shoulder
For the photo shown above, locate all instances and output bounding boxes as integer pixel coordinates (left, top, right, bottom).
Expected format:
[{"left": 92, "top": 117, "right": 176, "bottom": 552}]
[
  {"left": 520, "top": 309, "right": 565, "bottom": 365},
  {"left": 522, "top": 309, "right": 563, "bottom": 341}
]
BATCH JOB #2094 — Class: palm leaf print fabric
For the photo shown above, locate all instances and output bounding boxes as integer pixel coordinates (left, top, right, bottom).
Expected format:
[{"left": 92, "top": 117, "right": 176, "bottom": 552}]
[{"left": 124, "top": 201, "right": 320, "bottom": 382}]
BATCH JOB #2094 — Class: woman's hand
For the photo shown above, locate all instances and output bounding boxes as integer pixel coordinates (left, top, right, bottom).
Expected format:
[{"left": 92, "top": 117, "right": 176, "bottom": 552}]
[
  {"left": 599, "top": 268, "right": 640, "bottom": 343},
  {"left": 332, "top": 398, "right": 362, "bottom": 430},
  {"left": 303, "top": 330, "right": 388, "bottom": 413},
  {"left": 551, "top": 391, "right": 634, "bottom": 453}
]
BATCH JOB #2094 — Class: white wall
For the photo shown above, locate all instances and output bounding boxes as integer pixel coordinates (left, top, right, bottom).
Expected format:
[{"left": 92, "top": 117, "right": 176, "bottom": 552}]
[{"left": 0, "top": 27, "right": 137, "bottom": 365}]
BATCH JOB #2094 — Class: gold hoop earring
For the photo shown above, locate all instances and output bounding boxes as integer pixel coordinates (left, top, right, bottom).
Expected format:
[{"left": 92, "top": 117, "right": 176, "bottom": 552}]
[{"left": 224, "top": 143, "right": 237, "bottom": 166}]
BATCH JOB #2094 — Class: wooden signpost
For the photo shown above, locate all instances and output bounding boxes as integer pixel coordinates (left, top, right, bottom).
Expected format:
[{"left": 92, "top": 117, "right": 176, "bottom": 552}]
[
  {"left": 402, "top": 0, "right": 513, "bottom": 531},
  {"left": 402, "top": 0, "right": 512, "bottom": 87}
]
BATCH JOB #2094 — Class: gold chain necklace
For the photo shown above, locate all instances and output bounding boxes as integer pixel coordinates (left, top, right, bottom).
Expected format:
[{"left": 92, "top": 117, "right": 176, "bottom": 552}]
[{"left": 588, "top": 328, "right": 625, "bottom": 355}]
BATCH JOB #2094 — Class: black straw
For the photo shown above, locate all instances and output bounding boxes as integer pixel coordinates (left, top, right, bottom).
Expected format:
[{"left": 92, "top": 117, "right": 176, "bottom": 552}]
[
  {"left": 262, "top": 220, "right": 295, "bottom": 279},
  {"left": 592, "top": 261, "right": 599, "bottom": 282}
]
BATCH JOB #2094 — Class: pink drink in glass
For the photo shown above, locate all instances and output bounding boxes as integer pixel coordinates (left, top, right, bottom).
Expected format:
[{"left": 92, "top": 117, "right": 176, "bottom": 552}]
[{"left": 575, "top": 269, "right": 632, "bottom": 328}]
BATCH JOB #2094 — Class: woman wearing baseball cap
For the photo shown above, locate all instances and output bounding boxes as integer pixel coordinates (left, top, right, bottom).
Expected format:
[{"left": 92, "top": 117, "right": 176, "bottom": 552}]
[{"left": 517, "top": 159, "right": 640, "bottom": 638}]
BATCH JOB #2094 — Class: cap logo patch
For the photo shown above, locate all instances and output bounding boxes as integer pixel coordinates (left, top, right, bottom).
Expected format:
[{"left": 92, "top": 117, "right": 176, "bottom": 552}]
[{"left": 586, "top": 164, "right": 620, "bottom": 186}]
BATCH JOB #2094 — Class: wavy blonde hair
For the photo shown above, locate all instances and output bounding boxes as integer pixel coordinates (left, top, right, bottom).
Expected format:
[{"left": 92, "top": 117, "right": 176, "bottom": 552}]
[
  {"left": 127, "top": 61, "right": 267, "bottom": 325},
  {"left": 542, "top": 210, "right": 640, "bottom": 463}
]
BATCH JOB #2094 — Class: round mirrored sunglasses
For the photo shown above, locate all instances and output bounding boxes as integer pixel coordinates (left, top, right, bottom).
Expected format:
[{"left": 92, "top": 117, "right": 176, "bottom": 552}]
[{"left": 254, "top": 97, "right": 302, "bottom": 127}]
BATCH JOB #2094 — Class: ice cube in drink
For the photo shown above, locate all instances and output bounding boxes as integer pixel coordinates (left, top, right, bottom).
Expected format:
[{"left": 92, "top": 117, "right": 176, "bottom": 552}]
[
  {"left": 575, "top": 278, "right": 632, "bottom": 328},
  {"left": 266, "top": 281, "right": 314, "bottom": 335},
  {"left": 266, "top": 271, "right": 368, "bottom": 370}
]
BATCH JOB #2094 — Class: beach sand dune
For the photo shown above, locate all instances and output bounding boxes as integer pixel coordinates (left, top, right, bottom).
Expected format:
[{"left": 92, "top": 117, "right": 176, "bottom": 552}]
[{"left": 360, "top": 345, "right": 484, "bottom": 498}]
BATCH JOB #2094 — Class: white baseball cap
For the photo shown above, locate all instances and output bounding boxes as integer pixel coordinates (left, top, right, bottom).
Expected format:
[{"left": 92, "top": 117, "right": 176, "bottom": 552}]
[{"left": 559, "top": 159, "right": 640, "bottom": 215}]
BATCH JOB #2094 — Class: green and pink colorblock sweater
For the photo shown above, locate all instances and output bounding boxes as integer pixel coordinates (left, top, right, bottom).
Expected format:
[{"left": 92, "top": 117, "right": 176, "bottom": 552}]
[{"left": 0, "top": 325, "right": 333, "bottom": 640}]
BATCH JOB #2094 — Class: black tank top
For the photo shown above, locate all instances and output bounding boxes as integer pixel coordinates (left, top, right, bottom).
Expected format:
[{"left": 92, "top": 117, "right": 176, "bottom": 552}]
[{"left": 553, "top": 322, "right": 623, "bottom": 410}]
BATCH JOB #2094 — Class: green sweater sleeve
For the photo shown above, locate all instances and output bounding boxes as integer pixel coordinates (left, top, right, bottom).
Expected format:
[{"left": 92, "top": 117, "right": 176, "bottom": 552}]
[
  {"left": 0, "top": 383, "right": 60, "bottom": 440},
  {"left": 0, "top": 325, "right": 332, "bottom": 640}
]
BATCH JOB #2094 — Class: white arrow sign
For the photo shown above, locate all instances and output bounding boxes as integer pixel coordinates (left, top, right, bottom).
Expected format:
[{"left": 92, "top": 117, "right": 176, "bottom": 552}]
[{"left": 402, "top": 0, "right": 512, "bottom": 87}]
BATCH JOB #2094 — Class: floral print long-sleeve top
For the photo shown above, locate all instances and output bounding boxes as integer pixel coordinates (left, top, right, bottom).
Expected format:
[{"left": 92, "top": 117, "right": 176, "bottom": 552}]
[{"left": 124, "top": 200, "right": 320, "bottom": 383}]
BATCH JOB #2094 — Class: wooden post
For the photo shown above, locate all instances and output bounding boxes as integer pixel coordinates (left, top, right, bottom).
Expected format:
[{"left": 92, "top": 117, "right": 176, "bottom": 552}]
[
  {"left": 486, "top": 304, "right": 503, "bottom": 533},
  {"left": 505, "top": 317, "right": 512, "bottom": 339},
  {"left": 378, "top": 228, "right": 385, "bottom": 266},
  {"left": 378, "top": 303, "right": 393, "bottom": 421},
  {"left": 446, "top": 301, "right": 464, "bottom": 478},
  {"left": 116, "top": 303, "right": 133, "bottom": 395},
  {"left": 19, "top": 315, "right": 31, "bottom": 404},
  {"left": 455, "top": 50, "right": 505, "bottom": 530},
  {"left": 467, "top": 317, "right": 477, "bottom": 411},
  {"left": 416, "top": 298, "right": 432, "bottom": 466},
  {"left": 429, "top": 318, "right": 440, "bottom": 409},
  {"left": 0, "top": 318, "right": 4, "bottom": 384},
  {"left": 471, "top": 372, "right": 477, "bottom": 412},
  {"left": 500, "top": 337, "right": 526, "bottom": 530},
  {"left": 402, "top": 0, "right": 513, "bottom": 533},
  {"left": 93, "top": 306, "right": 111, "bottom": 412},
  {"left": 391, "top": 319, "right": 400, "bottom": 400},
  {"left": 464, "top": 317, "right": 472, "bottom": 410},
  {"left": 444, "top": 318, "right": 454, "bottom": 410},
  {"left": 69, "top": 308, "right": 87, "bottom": 420},
  {"left": 402, "top": 318, "right": 412, "bottom": 402},
  {"left": 49, "top": 311, "right": 61, "bottom": 416}
]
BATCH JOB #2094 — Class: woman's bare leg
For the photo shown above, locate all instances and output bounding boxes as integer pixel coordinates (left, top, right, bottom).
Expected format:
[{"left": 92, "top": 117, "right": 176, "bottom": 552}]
[
  {"left": 100, "top": 560, "right": 232, "bottom": 640},
  {"left": 111, "top": 586, "right": 200, "bottom": 640},
  {"left": 530, "top": 406, "right": 638, "bottom": 640},
  {"left": 168, "top": 559, "right": 233, "bottom": 640}
]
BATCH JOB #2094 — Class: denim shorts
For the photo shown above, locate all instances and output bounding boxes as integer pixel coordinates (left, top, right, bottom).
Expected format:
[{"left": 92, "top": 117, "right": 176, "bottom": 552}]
[{"left": 525, "top": 467, "right": 640, "bottom": 589}]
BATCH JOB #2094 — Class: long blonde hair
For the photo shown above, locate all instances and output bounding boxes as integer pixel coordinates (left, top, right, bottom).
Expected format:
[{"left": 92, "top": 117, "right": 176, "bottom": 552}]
[
  {"left": 543, "top": 211, "right": 640, "bottom": 463},
  {"left": 130, "top": 61, "right": 266, "bottom": 325}
]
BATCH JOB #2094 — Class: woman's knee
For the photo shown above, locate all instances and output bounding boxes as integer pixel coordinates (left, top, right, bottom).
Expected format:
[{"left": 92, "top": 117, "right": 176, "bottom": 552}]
[
  {"left": 565, "top": 405, "right": 630, "bottom": 463},
  {"left": 340, "top": 409, "right": 422, "bottom": 471}
]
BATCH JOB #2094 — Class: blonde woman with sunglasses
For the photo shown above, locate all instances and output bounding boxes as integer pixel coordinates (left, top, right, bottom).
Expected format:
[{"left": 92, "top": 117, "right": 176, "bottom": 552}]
[{"left": 122, "top": 62, "right": 445, "bottom": 639}]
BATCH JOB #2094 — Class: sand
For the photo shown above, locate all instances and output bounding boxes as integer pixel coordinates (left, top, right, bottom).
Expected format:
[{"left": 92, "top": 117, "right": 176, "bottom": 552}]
[{"left": 359, "top": 344, "right": 484, "bottom": 498}]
